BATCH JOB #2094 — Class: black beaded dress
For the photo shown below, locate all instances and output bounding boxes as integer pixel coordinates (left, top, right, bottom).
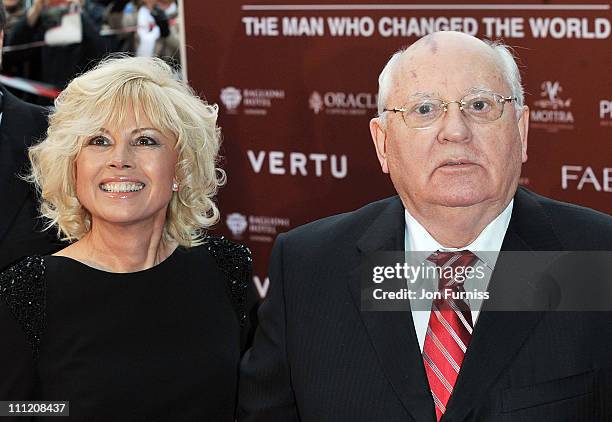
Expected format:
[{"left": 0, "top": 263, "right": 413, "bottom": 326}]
[{"left": 0, "top": 237, "right": 255, "bottom": 422}]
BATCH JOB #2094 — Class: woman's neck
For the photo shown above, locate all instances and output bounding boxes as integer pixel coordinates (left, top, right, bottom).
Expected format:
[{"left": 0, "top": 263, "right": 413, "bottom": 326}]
[{"left": 55, "top": 219, "right": 178, "bottom": 273}]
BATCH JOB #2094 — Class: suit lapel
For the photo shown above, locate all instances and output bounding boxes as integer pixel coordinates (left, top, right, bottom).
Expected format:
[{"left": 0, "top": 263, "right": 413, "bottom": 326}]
[
  {"left": 442, "top": 188, "right": 563, "bottom": 421},
  {"left": 347, "top": 196, "right": 437, "bottom": 422}
]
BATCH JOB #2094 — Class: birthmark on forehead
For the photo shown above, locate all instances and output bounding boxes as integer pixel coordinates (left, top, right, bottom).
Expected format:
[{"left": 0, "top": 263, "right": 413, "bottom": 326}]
[
  {"left": 410, "top": 70, "right": 417, "bottom": 79},
  {"left": 424, "top": 36, "right": 438, "bottom": 54}
]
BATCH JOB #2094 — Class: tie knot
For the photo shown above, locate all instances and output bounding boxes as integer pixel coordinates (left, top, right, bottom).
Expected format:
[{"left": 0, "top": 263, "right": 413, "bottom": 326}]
[
  {"left": 427, "top": 250, "right": 477, "bottom": 268},
  {"left": 427, "top": 250, "right": 478, "bottom": 289}
]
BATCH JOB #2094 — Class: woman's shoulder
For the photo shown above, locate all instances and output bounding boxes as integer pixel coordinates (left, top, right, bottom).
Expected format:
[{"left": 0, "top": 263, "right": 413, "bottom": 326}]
[
  {"left": 0, "top": 256, "right": 47, "bottom": 358},
  {"left": 0, "top": 256, "right": 47, "bottom": 295},
  {"left": 202, "top": 236, "right": 252, "bottom": 269},
  {"left": 198, "top": 236, "right": 253, "bottom": 327}
]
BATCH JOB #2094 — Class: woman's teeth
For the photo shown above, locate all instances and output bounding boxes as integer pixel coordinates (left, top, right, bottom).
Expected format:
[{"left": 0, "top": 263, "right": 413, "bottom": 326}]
[{"left": 100, "top": 182, "right": 145, "bottom": 193}]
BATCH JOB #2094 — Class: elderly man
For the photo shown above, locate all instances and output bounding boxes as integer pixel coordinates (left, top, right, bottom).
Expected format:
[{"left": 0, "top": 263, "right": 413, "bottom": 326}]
[{"left": 239, "top": 32, "right": 612, "bottom": 421}]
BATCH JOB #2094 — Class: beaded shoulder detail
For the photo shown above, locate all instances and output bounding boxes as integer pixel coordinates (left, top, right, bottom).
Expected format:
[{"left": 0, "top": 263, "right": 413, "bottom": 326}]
[
  {"left": 0, "top": 256, "right": 46, "bottom": 359},
  {"left": 204, "top": 236, "right": 252, "bottom": 327}
]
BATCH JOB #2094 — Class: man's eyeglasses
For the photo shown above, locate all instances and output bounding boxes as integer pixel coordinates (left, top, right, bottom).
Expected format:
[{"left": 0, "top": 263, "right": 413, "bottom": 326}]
[{"left": 383, "top": 92, "right": 517, "bottom": 129}]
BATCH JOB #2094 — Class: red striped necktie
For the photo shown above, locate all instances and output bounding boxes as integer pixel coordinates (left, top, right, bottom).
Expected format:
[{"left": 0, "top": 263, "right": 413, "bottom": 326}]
[{"left": 422, "top": 250, "right": 478, "bottom": 421}]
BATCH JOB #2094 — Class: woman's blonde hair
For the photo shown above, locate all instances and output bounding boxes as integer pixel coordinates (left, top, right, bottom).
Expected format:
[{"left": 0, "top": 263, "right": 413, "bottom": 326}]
[{"left": 28, "top": 55, "right": 225, "bottom": 247}]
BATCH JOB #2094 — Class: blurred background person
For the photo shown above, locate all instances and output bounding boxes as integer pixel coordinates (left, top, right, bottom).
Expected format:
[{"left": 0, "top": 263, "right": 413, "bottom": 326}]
[
  {"left": 2, "top": 0, "right": 182, "bottom": 104},
  {"left": 1, "top": 0, "right": 41, "bottom": 95},
  {"left": 6, "top": 0, "right": 107, "bottom": 95},
  {"left": 2, "top": 0, "right": 183, "bottom": 104},
  {"left": 136, "top": 0, "right": 162, "bottom": 57},
  {"left": 0, "top": 2, "right": 61, "bottom": 271},
  {"left": 3, "top": 0, "right": 26, "bottom": 32},
  {"left": 105, "top": 0, "right": 137, "bottom": 52},
  {"left": 0, "top": 56, "right": 255, "bottom": 421},
  {"left": 153, "top": 0, "right": 179, "bottom": 67},
  {"left": 135, "top": 0, "right": 179, "bottom": 67}
]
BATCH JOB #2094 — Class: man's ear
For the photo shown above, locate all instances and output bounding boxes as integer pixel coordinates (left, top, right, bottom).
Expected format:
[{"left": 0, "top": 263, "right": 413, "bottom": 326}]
[
  {"left": 370, "top": 117, "right": 390, "bottom": 174},
  {"left": 518, "top": 105, "right": 529, "bottom": 163}
]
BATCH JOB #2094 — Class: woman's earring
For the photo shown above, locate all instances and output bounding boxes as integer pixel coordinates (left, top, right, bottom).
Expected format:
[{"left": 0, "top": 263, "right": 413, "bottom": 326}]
[{"left": 172, "top": 181, "right": 179, "bottom": 191}]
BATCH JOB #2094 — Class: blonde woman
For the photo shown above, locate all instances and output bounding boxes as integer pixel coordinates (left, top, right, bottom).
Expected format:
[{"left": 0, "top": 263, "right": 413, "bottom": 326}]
[{"left": 0, "top": 56, "right": 254, "bottom": 421}]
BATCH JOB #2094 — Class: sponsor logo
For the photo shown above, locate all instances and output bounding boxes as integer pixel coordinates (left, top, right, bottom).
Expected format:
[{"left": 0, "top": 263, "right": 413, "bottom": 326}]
[
  {"left": 309, "top": 90, "right": 378, "bottom": 116},
  {"left": 220, "top": 86, "right": 242, "bottom": 112},
  {"left": 249, "top": 215, "right": 291, "bottom": 236},
  {"left": 226, "top": 213, "right": 248, "bottom": 237},
  {"left": 227, "top": 212, "right": 291, "bottom": 243},
  {"left": 530, "top": 81, "right": 574, "bottom": 132},
  {"left": 220, "top": 86, "right": 285, "bottom": 115},
  {"left": 600, "top": 99, "right": 612, "bottom": 127},
  {"left": 309, "top": 91, "right": 323, "bottom": 114},
  {"left": 561, "top": 165, "right": 612, "bottom": 192},
  {"left": 247, "top": 149, "right": 348, "bottom": 179},
  {"left": 533, "top": 81, "right": 572, "bottom": 109}
]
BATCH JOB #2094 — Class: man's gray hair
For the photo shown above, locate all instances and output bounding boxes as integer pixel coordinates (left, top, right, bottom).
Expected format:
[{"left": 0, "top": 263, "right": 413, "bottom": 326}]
[{"left": 376, "top": 38, "right": 524, "bottom": 125}]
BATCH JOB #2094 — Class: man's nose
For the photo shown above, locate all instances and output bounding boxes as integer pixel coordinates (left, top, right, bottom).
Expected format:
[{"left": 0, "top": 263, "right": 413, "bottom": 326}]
[{"left": 436, "top": 102, "right": 472, "bottom": 144}]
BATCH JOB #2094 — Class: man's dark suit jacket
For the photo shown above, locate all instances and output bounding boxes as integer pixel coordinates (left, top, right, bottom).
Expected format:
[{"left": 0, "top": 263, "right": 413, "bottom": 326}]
[
  {"left": 0, "top": 86, "right": 61, "bottom": 271},
  {"left": 239, "top": 187, "right": 612, "bottom": 421}
]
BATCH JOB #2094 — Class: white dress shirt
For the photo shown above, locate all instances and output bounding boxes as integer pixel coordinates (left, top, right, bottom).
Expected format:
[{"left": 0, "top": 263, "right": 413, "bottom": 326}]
[{"left": 404, "top": 200, "right": 514, "bottom": 351}]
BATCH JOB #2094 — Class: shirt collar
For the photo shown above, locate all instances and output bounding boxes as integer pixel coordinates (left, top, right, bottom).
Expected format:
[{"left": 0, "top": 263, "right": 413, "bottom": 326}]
[{"left": 404, "top": 199, "right": 514, "bottom": 269}]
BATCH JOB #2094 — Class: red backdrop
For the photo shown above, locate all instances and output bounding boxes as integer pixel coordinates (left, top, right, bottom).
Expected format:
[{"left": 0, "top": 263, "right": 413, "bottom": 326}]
[{"left": 184, "top": 0, "right": 612, "bottom": 297}]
